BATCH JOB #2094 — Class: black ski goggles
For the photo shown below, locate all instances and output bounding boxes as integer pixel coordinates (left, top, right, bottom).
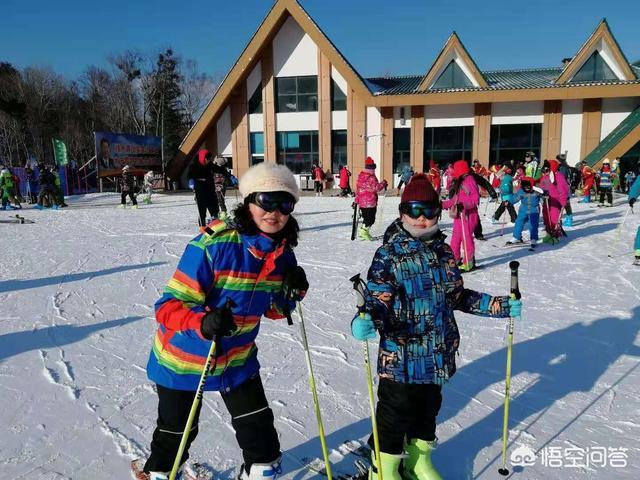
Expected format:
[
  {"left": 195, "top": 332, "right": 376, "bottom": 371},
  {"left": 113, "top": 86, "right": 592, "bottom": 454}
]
[
  {"left": 399, "top": 201, "right": 441, "bottom": 220},
  {"left": 251, "top": 191, "right": 296, "bottom": 215}
]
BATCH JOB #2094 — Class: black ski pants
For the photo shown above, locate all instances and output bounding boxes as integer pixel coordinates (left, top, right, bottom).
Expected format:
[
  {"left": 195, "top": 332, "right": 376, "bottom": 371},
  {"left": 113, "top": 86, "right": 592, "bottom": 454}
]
[
  {"left": 599, "top": 187, "right": 613, "bottom": 205},
  {"left": 194, "top": 181, "right": 219, "bottom": 226},
  {"left": 474, "top": 217, "right": 484, "bottom": 239},
  {"left": 144, "top": 375, "right": 280, "bottom": 474},
  {"left": 368, "top": 378, "right": 442, "bottom": 455},
  {"left": 494, "top": 201, "right": 517, "bottom": 223},
  {"left": 360, "top": 207, "right": 377, "bottom": 228},
  {"left": 121, "top": 191, "right": 137, "bottom": 206}
]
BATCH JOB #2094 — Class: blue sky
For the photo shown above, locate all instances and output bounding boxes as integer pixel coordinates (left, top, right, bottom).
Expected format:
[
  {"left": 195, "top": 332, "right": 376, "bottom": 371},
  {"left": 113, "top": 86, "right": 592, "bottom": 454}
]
[{"left": 1, "top": 0, "right": 639, "bottom": 80}]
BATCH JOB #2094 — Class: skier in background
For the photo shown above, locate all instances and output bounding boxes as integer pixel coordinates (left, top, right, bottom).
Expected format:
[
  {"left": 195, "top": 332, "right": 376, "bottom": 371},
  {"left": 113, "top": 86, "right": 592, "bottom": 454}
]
[
  {"left": 119, "top": 165, "right": 138, "bottom": 208},
  {"left": 312, "top": 163, "right": 325, "bottom": 196},
  {"left": 596, "top": 159, "right": 615, "bottom": 207},
  {"left": 339, "top": 164, "right": 353, "bottom": 197},
  {"left": 442, "top": 160, "right": 480, "bottom": 271},
  {"left": 505, "top": 176, "right": 544, "bottom": 248},
  {"left": 492, "top": 164, "right": 517, "bottom": 225},
  {"left": 470, "top": 168, "right": 497, "bottom": 241},
  {"left": 35, "top": 165, "right": 59, "bottom": 209},
  {"left": 188, "top": 149, "right": 219, "bottom": 226},
  {"left": 396, "top": 165, "right": 414, "bottom": 196},
  {"left": 139, "top": 163, "right": 307, "bottom": 480},
  {"left": 355, "top": 156, "right": 387, "bottom": 241},
  {"left": 579, "top": 162, "right": 596, "bottom": 203},
  {"left": 0, "top": 167, "right": 21, "bottom": 210},
  {"left": 212, "top": 156, "right": 232, "bottom": 220},
  {"left": 142, "top": 170, "right": 156, "bottom": 204},
  {"left": 539, "top": 159, "right": 569, "bottom": 244},
  {"left": 624, "top": 170, "right": 637, "bottom": 193},
  {"left": 351, "top": 173, "right": 521, "bottom": 480}
]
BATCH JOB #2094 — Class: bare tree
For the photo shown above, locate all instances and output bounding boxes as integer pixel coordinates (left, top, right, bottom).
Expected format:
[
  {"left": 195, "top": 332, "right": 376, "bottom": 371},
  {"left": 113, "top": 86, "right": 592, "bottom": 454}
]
[{"left": 179, "top": 59, "right": 217, "bottom": 127}]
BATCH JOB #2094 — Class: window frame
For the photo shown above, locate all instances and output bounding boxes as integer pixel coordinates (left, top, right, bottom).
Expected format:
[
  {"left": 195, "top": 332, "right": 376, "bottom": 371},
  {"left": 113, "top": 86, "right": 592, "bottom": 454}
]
[{"left": 275, "top": 76, "right": 319, "bottom": 113}]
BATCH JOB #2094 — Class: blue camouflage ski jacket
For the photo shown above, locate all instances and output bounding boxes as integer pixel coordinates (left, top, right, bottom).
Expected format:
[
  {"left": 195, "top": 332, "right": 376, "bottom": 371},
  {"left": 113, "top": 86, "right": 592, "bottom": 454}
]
[{"left": 367, "top": 220, "right": 511, "bottom": 385}]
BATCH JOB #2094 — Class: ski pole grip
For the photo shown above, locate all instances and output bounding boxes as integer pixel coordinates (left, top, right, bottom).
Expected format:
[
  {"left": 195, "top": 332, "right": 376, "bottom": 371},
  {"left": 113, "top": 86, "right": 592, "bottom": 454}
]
[
  {"left": 349, "top": 274, "right": 366, "bottom": 310},
  {"left": 509, "top": 261, "right": 520, "bottom": 300}
]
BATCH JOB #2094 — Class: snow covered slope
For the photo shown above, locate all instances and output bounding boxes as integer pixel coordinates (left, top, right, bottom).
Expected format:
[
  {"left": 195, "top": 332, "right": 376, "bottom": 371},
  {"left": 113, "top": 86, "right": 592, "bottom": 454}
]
[{"left": 0, "top": 192, "right": 638, "bottom": 479}]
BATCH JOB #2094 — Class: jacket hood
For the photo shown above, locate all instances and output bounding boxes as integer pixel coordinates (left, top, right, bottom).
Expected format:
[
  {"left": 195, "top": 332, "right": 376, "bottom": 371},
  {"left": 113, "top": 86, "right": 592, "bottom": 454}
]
[{"left": 198, "top": 149, "right": 210, "bottom": 166}]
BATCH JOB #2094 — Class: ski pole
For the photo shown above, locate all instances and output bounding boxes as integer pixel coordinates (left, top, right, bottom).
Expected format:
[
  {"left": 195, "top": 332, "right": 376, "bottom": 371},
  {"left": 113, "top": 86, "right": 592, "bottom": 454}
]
[
  {"left": 295, "top": 302, "right": 333, "bottom": 480},
  {"left": 169, "top": 298, "right": 235, "bottom": 480},
  {"left": 460, "top": 209, "right": 470, "bottom": 267},
  {"left": 349, "top": 274, "right": 383, "bottom": 480},
  {"left": 498, "top": 261, "right": 520, "bottom": 477},
  {"left": 607, "top": 206, "right": 633, "bottom": 258}
]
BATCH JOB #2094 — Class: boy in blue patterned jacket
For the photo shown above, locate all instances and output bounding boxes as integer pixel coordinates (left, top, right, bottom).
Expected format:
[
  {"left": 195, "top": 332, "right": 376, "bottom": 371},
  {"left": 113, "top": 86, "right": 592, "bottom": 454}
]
[
  {"left": 140, "top": 163, "right": 308, "bottom": 480},
  {"left": 505, "top": 176, "right": 545, "bottom": 248},
  {"left": 351, "top": 173, "right": 522, "bottom": 480}
]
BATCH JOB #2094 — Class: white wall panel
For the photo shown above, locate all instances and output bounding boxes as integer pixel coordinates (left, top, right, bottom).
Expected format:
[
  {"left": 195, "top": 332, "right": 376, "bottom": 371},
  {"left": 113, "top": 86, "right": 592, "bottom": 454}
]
[
  {"left": 600, "top": 97, "right": 640, "bottom": 140},
  {"left": 424, "top": 104, "right": 474, "bottom": 127},
  {"left": 492, "top": 101, "right": 544, "bottom": 125},
  {"left": 366, "top": 107, "right": 382, "bottom": 168},
  {"left": 276, "top": 112, "right": 319, "bottom": 131},
  {"left": 246, "top": 62, "right": 262, "bottom": 99},
  {"left": 216, "top": 106, "right": 232, "bottom": 156},
  {"left": 332, "top": 111, "right": 347, "bottom": 130},
  {"left": 249, "top": 114, "right": 263, "bottom": 132},
  {"left": 273, "top": 16, "right": 318, "bottom": 77},
  {"left": 560, "top": 100, "right": 583, "bottom": 166},
  {"left": 331, "top": 66, "right": 348, "bottom": 95}
]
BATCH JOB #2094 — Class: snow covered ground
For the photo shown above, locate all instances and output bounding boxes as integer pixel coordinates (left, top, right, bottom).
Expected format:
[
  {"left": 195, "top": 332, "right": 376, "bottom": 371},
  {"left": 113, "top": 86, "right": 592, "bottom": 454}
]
[{"left": 1, "top": 191, "right": 638, "bottom": 480}]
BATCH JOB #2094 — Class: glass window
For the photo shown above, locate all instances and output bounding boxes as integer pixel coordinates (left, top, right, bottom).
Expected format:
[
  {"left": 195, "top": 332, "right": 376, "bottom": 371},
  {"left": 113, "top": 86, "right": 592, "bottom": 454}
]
[
  {"left": 250, "top": 132, "right": 264, "bottom": 155},
  {"left": 332, "top": 130, "right": 347, "bottom": 173},
  {"left": 489, "top": 124, "right": 542, "bottom": 166},
  {"left": 423, "top": 126, "right": 473, "bottom": 170},
  {"left": 432, "top": 61, "right": 474, "bottom": 89},
  {"left": 276, "top": 131, "right": 318, "bottom": 174},
  {"left": 393, "top": 128, "right": 411, "bottom": 173},
  {"left": 331, "top": 79, "right": 347, "bottom": 111},
  {"left": 248, "top": 85, "right": 262, "bottom": 114},
  {"left": 251, "top": 156, "right": 264, "bottom": 165},
  {"left": 276, "top": 76, "right": 318, "bottom": 112},
  {"left": 571, "top": 51, "right": 617, "bottom": 83}
]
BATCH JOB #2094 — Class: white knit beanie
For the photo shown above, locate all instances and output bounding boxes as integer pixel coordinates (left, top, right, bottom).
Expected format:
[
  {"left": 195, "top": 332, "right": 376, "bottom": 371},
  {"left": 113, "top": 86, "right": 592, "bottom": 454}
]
[{"left": 239, "top": 162, "right": 300, "bottom": 202}]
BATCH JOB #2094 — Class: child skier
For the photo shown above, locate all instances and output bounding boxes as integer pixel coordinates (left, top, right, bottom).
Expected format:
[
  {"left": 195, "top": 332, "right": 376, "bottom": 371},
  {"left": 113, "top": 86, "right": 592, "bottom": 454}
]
[
  {"left": 396, "top": 165, "right": 414, "bottom": 196},
  {"left": 597, "top": 159, "right": 615, "bottom": 207},
  {"left": 355, "top": 157, "right": 387, "bottom": 241},
  {"left": 351, "top": 174, "right": 522, "bottom": 480},
  {"left": 339, "top": 165, "right": 353, "bottom": 197},
  {"left": 492, "top": 165, "right": 516, "bottom": 224},
  {"left": 212, "top": 156, "right": 232, "bottom": 219},
  {"left": 628, "top": 175, "right": 640, "bottom": 265},
  {"left": 119, "top": 165, "right": 138, "bottom": 208},
  {"left": 505, "top": 177, "right": 544, "bottom": 248},
  {"left": 138, "top": 163, "right": 308, "bottom": 480},
  {"left": 442, "top": 160, "right": 480, "bottom": 271},
  {"left": 0, "top": 168, "right": 21, "bottom": 210},
  {"left": 142, "top": 171, "right": 156, "bottom": 204},
  {"left": 539, "top": 159, "right": 569, "bottom": 244}
]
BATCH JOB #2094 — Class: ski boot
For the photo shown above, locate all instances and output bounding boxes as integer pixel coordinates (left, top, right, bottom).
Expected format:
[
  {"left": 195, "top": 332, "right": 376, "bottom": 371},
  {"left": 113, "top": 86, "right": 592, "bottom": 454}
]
[
  {"left": 402, "top": 438, "right": 443, "bottom": 480},
  {"left": 118, "top": 204, "right": 126, "bottom": 209},
  {"left": 130, "top": 459, "right": 182, "bottom": 480},
  {"left": 505, "top": 238, "right": 524, "bottom": 246},
  {"left": 579, "top": 195, "right": 590, "bottom": 204},
  {"left": 143, "top": 197, "right": 152, "bottom": 205},
  {"left": 562, "top": 214, "right": 573, "bottom": 227},
  {"left": 238, "top": 457, "right": 282, "bottom": 480},
  {"left": 358, "top": 226, "right": 373, "bottom": 241},
  {"left": 634, "top": 250, "right": 640, "bottom": 266},
  {"left": 459, "top": 257, "right": 476, "bottom": 272},
  {"left": 218, "top": 211, "right": 229, "bottom": 221},
  {"left": 131, "top": 204, "right": 139, "bottom": 209},
  {"left": 368, "top": 451, "right": 402, "bottom": 480},
  {"left": 490, "top": 217, "right": 501, "bottom": 225}
]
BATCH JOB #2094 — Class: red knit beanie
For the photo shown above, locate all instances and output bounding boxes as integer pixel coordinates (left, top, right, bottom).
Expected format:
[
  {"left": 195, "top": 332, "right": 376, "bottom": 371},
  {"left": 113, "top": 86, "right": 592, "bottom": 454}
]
[
  {"left": 365, "top": 156, "right": 376, "bottom": 169},
  {"left": 400, "top": 173, "right": 440, "bottom": 204},
  {"left": 452, "top": 160, "right": 470, "bottom": 179}
]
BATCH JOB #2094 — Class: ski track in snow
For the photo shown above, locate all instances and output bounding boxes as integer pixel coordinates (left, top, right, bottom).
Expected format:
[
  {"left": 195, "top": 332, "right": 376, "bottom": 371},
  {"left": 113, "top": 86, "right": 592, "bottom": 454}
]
[{"left": 1, "top": 192, "right": 639, "bottom": 479}]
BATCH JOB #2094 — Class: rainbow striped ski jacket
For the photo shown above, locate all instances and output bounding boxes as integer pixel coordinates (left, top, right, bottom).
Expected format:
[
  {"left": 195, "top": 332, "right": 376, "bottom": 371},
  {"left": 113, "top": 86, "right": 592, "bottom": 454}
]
[{"left": 147, "top": 220, "right": 303, "bottom": 392}]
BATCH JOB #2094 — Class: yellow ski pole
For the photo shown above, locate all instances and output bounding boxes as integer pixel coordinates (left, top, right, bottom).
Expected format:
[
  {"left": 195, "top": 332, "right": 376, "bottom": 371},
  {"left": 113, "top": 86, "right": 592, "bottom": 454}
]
[
  {"left": 295, "top": 302, "right": 333, "bottom": 480},
  {"left": 498, "top": 261, "right": 520, "bottom": 477},
  {"left": 169, "top": 298, "right": 235, "bottom": 480},
  {"left": 350, "top": 274, "right": 383, "bottom": 480}
]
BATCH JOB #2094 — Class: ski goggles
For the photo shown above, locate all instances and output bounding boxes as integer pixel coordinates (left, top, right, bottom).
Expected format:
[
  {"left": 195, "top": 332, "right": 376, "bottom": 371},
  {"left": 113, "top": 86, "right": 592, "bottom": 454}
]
[
  {"left": 252, "top": 191, "right": 296, "bottom": 215},
  {"left": 399, "top": 201, "right": 441, "bottom": 220}
]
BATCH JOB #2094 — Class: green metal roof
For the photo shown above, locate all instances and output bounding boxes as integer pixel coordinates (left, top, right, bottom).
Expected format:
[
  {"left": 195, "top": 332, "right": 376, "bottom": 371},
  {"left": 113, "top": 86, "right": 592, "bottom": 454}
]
[
  {"left": 583, "top": 105, "right": 640, "bottom": 166},
  {"left": 365, "top": 66, "right": 640, "bottom": 96}
]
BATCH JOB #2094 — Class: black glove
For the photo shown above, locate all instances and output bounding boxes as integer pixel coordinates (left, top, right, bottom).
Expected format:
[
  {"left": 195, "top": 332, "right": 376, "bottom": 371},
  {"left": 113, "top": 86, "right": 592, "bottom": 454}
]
[
  {"left": 282, "top": 266, "right": 309, "bottom": 299},
  {"left": 200, "top": 306, "right": 237, "bottom": 340},
  {"left": 630, "top": 198, "right": 636, "bottom": 208}
]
